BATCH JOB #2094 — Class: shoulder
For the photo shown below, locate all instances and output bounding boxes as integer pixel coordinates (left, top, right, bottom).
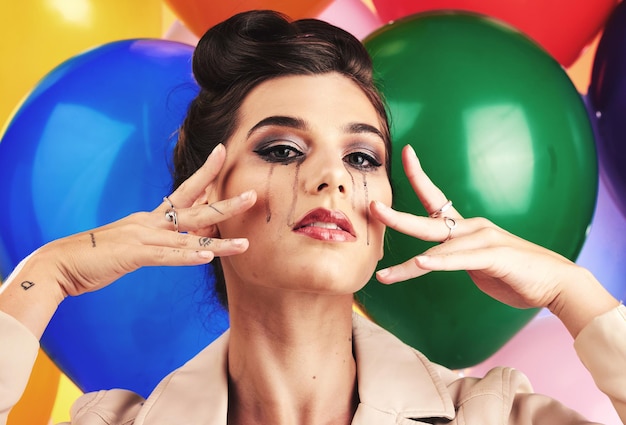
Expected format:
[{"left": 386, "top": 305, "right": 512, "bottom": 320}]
[{"left": 353, "top": 314, "right": 588, "bottom": 423}]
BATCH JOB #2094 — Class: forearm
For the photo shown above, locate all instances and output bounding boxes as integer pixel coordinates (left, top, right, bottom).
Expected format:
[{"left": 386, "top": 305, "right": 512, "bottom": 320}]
[
  {"left": 0, "top": 308, "right": 40, "bottom": 425},
  {"left": 0, "top": 250, "right": 65, "bottom": 339}
]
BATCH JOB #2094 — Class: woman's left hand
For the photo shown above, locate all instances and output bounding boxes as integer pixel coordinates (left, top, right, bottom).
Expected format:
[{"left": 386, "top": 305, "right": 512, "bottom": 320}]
[{"left": 370, "top": 145, "right": 619, "bottom": 337}]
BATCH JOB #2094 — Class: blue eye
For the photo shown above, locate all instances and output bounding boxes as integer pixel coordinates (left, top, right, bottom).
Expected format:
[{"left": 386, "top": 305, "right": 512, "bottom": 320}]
[
  {"left": 344, "top": 152, "right": 382, "bottom": 170},
  {"left": 254, "top": 144, "right": 304, "bottom": 163}
]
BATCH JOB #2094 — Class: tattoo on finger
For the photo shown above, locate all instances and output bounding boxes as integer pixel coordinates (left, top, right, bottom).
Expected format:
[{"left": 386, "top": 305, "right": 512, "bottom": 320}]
[
  {"left": 90, "top": 233, "right": 96, "bottom": 248},
  {"left": 199, "top": 237, "right": 213, "bottom": 247},
  {"left": 209, "top": 204, "right": 224, "bottom": 215}
]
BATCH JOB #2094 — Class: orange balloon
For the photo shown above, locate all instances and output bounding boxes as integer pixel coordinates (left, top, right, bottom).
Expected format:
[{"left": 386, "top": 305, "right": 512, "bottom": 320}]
[
  {"left": 8, "top": 349, "right": 60, "bottom": 425},
  {"left": 371, "top": 0, "right": 619, "bottom": 67},
  {"left": 0, "top": 0, "right": 163, "bottom": 134},
  {"left": 164, "top": 0, "right": 334, "bottom": 37},
  {"left": 566, "top": 33, "right": 601, "bottom": 94}
]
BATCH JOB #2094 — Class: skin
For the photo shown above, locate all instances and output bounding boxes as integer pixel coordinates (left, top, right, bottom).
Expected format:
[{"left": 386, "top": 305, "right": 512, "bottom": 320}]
[
  {"left": 0, "top": 72, "right": 619, "bottom": 425},
  {"left": 194, "top": 73, "right": 393, "bottom": 424}
]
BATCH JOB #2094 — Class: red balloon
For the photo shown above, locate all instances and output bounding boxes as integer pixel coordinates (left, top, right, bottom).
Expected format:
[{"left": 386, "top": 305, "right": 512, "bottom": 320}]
[
  {"left": 164, "top": 0, "right": 333, "bottom": 37},
  {"left": 371, "top": 0, "right": 619, "bottom": 66}
]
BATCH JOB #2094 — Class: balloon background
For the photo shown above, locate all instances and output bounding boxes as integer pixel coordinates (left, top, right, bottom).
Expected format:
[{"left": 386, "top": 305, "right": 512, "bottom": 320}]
[
  {"left": 589, "top": 1, "right": 626, "bottom": 220},
  {"left": 357, "top": 10, "right": 598, "bottom": 369},
  {"left": 0, "top": 1, "right": 623, "bottom": 424},
  {"left": 0, "top": 38, "right": 234, "bottom": 400},
  {"left": 0, "top": 0, "right": 164, "bottom": 140}
]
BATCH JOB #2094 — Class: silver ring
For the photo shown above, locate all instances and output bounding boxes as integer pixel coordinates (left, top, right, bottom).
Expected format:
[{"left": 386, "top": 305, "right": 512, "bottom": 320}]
[
  {"left": 163, "top": 196, "right": 179, "bottom": 232},
  {"left": 443, "top": 216, "right": 456, "bottom": 242},
  {"left": 430, "top": 200, "right": 452, "bottom": 218}
]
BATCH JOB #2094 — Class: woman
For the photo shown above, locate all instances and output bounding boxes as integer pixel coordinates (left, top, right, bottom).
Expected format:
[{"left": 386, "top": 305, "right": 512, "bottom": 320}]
[{"left": 1, "top": 10, "right": 624, "bottom": 425}]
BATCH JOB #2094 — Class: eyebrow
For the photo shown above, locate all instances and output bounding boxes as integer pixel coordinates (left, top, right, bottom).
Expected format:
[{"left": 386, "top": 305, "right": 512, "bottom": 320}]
[
  {"left": 247, "top": 116, "right": 307, "bottom": 138},
  {"left": 247, "top": 115, "right": 385, "bottom": 142},
  {"left": 343, "top": 122, "right": 385, "bottom": 142}
]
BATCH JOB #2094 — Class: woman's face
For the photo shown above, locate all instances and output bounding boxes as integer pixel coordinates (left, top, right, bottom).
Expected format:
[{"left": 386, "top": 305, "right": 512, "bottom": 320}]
[{"left": 216, "top": 72, "right": 393, "bottom": 295}]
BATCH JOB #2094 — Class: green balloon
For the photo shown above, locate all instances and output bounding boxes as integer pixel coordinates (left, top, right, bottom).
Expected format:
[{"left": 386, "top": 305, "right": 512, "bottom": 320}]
[{"left": 356, "top": 12, "right": 597, "bottom": 368}]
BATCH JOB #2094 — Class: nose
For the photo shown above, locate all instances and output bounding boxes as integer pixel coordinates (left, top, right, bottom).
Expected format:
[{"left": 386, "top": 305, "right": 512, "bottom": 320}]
[
  {"left": 305, "top": 152, "right": 350, "bottom": 196},
  {"left": 316, "top": 182, "right": 345, "bottom": 193}
]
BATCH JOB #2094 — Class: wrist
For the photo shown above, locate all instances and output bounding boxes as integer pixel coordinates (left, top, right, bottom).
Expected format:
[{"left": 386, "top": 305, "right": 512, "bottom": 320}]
[
  {"left": 0, "top": 250, "right": 66, "bottom": 339},
  {"left": 548, "top": 265, "right": 620, "bottom": 338}
]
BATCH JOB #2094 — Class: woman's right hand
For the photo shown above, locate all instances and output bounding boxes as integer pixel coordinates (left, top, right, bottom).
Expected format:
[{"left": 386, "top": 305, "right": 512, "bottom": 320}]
[
  {"left": 49, "top": 144, "right": 255, "bottom": 297},
  {"left": 0, "top": 144, "right": 255, "bottom": 336}
]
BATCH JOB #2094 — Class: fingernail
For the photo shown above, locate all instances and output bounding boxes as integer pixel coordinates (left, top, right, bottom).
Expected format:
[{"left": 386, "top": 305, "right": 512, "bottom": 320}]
[
  {"left": 198, "top": 251, "right": 213, "bottom": 259},
  {"left": 373, "top": 200, "right": 387, "bottom": 209},
  {"left": 239, "top": 190, "right": 253, "bottom": 201},
  {"left": 376, "top": 268, "right": 390, "bottom": 278},
  {"left": 231, "top": 238, "right": 247, "bottom": 246}
]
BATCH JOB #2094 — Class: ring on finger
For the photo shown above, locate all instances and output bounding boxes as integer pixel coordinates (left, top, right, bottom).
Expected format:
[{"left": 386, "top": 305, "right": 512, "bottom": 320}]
[
  {"left": 430, "top": 200, "right": 453, "bottom": 218},
  {"left": 442, "top": 216, "right": 456, "bottom": 242},
  {"left": 163, "top": 196, "right": 179, "bottom": 233}
]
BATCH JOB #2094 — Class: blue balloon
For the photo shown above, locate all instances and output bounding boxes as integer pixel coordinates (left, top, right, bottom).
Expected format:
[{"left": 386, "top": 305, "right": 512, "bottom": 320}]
[{"left": 0, "top": 39, "right": 228, "bottom": 397}]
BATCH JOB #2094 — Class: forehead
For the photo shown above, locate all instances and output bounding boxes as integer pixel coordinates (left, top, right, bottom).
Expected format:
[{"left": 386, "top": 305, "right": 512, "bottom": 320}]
[{"left": 238, "top": 73, "right": 382, "bottom": 129}]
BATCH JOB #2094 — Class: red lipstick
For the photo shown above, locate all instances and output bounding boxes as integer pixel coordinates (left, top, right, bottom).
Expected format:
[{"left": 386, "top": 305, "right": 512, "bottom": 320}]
[{"left": 292, "top": 208, "right": 357, "bottom": 242}]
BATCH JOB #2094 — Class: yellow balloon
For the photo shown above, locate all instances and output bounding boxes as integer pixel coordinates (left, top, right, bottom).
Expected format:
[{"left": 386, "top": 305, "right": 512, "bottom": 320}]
[
  {"left": 0, "top": 0, "right": 163, "bottom": 131},
  {"left": 8, "top": 349, "right": 60, "bottom": 425}
]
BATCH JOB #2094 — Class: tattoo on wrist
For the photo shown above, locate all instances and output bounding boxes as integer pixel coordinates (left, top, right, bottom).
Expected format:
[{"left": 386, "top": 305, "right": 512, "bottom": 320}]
[
  {"left": 90, "top": 232, "right": 96, "bottom": 248},
  {"left": 20, "top": 281, "right": 35, "bottom": 290},
  {"left": 199, "top": 237, "right": 213, "bottom": 247}
]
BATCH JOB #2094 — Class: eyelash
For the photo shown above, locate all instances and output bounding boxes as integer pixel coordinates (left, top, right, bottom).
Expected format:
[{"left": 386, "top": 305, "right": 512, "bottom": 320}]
[
  {"left": 254, "top": 142, "right": 383, "bottom": 171},
  {"left": 254, "top": 143, "right": 303, "bottom": 164}
]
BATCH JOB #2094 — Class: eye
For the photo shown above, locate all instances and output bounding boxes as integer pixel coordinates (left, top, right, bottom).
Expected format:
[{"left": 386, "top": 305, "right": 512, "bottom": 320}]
[
  {"left": 344, "top": 151, "right": 382, "bottom": 170},
  {"left": 254, "top": 143, "right": 304, "bottom": 164}
]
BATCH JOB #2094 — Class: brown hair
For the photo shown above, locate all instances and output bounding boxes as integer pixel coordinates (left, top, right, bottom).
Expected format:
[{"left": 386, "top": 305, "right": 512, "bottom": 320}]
[{"left": 173, "top": 10, "right": 392, "bottom": 307}]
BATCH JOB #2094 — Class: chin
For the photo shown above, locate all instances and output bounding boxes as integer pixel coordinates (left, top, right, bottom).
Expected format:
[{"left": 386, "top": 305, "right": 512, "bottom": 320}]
[{"left": 286, "top": 262, "right": 375, "bottom": 295}]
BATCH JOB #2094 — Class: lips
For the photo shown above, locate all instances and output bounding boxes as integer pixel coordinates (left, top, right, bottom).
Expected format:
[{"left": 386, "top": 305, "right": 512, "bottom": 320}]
[{"left": 292, "top": 208, "right": 357, "bottom": 242}]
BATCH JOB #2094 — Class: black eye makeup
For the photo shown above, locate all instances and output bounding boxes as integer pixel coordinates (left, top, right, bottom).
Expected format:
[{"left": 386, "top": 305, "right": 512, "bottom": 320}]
[
  {"left": 253, "top": 140, "right": 305, "bottom": 165},
  {"left": 343, "top": 150, "right": 382, "bottom": 171}
]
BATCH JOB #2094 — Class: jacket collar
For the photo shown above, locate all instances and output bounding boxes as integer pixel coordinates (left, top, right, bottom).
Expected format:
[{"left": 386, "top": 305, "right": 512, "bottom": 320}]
[
  {"left": 351, "top": 313, "right": 455, "bottom": 423},
  {"left": 137, "top": 314, "right": 455, "bottom": 424}
]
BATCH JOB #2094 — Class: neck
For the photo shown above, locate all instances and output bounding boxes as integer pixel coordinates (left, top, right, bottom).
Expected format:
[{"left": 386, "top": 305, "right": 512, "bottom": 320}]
[{"left": 226, "top": 285, "right": 358, "bottom": 425}]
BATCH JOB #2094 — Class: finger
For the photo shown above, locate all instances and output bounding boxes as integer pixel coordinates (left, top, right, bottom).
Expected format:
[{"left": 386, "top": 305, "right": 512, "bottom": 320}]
[
  {"left": 402, "top": 144, "right": 461, "bottom": 219},
  {"left": 376, "top": 246, "right": 505, "bottom": 285},
  {"left": 375, "top": 255, "right": 431, "bottom": 284},
  {"left": 420, "top": 218, "right": 568, "bottom": 263},
  {"left": 372, "top": 201, "right": 468, "bottom": 242},
  {"left": 92, "top": 221, "right": 250, "bottom": 257},
  {"left": 136, "top": 229, "right": 250, "bottom": 258},
  {"left": 122, "top": 245, "right": 217, "bottom": 268},
  {"left": 165, "top": 144, "right": 226, "bottom": 209},
  {"left": 161, "top": 190, "right": 257, "bottom": 233}
]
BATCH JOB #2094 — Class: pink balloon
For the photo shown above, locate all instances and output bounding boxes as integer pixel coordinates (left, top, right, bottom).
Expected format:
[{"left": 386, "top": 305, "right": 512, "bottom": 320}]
[
  {"left": 163, "top": 20, "right": 199, "bottom": 46},
  {"left": 467, "top": 315, "right": 620, "bottom": 424},
  {"left": 316, "top": 0, "right": 383, "bottom": 40}
]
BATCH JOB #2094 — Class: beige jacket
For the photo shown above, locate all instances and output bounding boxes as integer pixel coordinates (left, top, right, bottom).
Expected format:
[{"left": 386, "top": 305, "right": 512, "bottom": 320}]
[{"left": 2, "top": 307, "right": 626, "bottom": 424}]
